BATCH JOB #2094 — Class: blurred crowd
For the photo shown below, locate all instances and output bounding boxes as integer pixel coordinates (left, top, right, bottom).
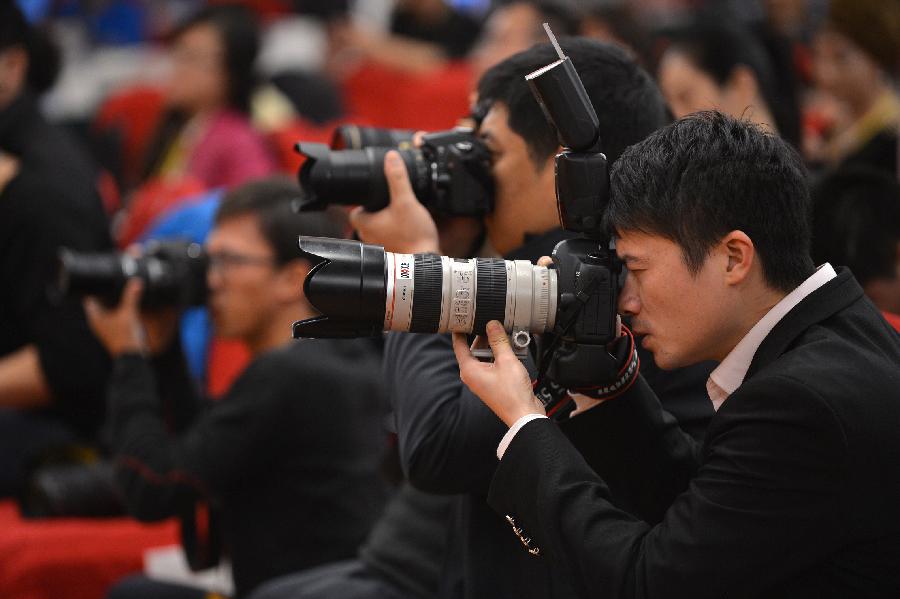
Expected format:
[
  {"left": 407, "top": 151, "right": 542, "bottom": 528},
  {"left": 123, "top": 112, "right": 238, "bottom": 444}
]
[{"left": 0, "top": 0, "right": 898, "bottom": 598}]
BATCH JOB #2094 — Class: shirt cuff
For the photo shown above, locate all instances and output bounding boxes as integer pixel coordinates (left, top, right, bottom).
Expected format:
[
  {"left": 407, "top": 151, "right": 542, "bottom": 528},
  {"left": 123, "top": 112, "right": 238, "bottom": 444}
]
[{"left": 497, "top": 413, "right": 548, "bottom": 460}]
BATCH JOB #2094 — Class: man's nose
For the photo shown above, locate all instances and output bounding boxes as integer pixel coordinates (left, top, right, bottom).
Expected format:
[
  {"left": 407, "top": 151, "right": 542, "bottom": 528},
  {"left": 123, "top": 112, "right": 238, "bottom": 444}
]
[{"left": 618, "top": 272, "right": 640, "bottom": 316}]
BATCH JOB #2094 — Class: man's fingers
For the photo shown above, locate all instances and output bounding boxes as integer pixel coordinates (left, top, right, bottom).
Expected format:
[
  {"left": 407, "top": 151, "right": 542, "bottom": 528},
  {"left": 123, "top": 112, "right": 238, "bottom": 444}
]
[
  {"left": 348, "top": 205, "right": 368, "bottom": 232},
  {"left": 485, "top": 320, "right": 515, "bottom": 363},
  {"left": 383, "top": 150, "right": 416, "bottom": 206},
  {"left": 537, "top": 255, "right": 552, "bottom": 267},
  {"left": 452, "top": 332, "right": 476, "bottom": 370},
  {"left": 83, "top": 297, "right": 100, "bottom": 320},
  {"left": 121, "top": 278, "right": 144, "bottom": 310}
]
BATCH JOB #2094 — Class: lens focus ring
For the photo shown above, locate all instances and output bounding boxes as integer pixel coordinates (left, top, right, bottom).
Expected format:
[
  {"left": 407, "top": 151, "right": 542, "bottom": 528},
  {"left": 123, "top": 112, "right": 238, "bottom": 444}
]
[
  {"left": 410, "top": 254, "right": 443, "bottom": 333},
  {"left": 474, "top": 259, "right": 507, "bottom": 334}
]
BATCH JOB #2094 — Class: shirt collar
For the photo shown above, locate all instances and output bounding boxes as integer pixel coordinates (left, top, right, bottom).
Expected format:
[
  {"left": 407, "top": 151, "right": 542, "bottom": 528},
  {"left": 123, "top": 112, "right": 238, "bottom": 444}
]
[{"left": 706, "top": 263, "right": 837, "bottom": 410}]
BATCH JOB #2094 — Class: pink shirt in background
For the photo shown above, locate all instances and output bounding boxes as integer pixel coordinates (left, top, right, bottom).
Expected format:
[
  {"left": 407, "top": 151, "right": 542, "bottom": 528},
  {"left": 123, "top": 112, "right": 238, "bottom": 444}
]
[{"left": 188, "top": 110, "right": 277, "bottom": 189}]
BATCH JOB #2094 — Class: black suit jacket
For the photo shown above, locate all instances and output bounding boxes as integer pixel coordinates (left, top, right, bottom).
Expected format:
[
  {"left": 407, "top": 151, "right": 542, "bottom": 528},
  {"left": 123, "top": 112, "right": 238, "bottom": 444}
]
[
  {"left": 385, "top": 230, "right": 714, "bottom": 598},
  {"left": 488, "top": 268, "right": 900, "bottom": 598}
]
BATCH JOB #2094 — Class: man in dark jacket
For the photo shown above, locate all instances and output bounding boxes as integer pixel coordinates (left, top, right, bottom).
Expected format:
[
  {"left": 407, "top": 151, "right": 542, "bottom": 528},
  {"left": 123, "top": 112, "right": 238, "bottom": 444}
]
[
  {"left": 456, "top": 112, "right": 900, "bottom": 597},
  {"left": 85, "top": 179, "right": 389, "bottom": 598},
  {"left": 0, "top": 2, "right": 111, "bottom": 495},
  {"left": 351, "top": 39, "right": 715, "bottom": 597}
]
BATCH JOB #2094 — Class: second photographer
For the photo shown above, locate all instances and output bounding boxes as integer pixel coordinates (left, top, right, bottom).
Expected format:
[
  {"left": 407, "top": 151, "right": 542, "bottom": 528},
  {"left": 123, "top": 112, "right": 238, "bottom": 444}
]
[{"left": 84, "top": 179, "right": 389, "bottom": 598}]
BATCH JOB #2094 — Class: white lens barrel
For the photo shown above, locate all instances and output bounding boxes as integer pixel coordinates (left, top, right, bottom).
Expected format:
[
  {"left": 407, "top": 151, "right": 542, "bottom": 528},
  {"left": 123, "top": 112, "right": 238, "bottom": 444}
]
[
  {"left": 384, "top": 252, "right": 416, "bottom": 332},
  {"left": 383, "top": 252, "right": 557, "bottom": 335},
  {"left": 503, "top": 261, "right": 556, "bottom": 334}
]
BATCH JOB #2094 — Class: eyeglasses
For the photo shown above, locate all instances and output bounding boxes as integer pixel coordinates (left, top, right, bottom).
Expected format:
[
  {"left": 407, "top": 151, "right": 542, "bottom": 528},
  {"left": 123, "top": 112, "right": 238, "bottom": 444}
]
[{"left": 207, "top": 252, "right": 275, "bottom": 274}]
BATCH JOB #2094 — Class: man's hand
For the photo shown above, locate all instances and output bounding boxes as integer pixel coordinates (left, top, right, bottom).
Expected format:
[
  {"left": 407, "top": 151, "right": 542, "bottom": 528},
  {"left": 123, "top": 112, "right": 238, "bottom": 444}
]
[
  {"left": 453, "top": 320, "right": 545, "bottom": 427},
  {"left": 0, "top": 151, "right": 20, "bottom": 193},
  {"left": 83, "top": 279, "right": 179, "bottom": 357},
  {"left": 349, "top": 150, "right": 440, "bottom": 254}
]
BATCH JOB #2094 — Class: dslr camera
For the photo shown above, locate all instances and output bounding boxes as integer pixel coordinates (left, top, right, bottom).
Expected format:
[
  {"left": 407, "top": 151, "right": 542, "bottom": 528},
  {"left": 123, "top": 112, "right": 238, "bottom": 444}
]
[
  {"left": 295, "top": 124, "right": 495, "bottom": 216},
  {"left": 57, "top": 240, "right": 208, "bottom": 309},
  {"left": 293, "top": 45, "right": 623, "bottom": 403}
]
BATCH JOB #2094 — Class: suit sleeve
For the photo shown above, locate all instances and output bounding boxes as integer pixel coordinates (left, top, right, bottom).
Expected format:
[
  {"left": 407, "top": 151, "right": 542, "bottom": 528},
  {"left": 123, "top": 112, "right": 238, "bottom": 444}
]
[
  {"left": 108, "top": 353, "right": 281, "bottom": 521},
  {"left": 385, "top": 332, "right": 507, "bottom": 494},
  {"left": 558, "top": 375, "right": 701, "bottom": 524},
  {"left": 488, "top": 374, "right": 849, "bottom": 599}
]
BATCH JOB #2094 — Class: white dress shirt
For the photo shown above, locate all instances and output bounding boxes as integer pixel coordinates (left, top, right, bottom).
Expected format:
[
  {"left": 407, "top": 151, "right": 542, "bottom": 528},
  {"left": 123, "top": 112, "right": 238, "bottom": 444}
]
[{"left": 706, "top": 263, "right": 836, "bottom": 410}]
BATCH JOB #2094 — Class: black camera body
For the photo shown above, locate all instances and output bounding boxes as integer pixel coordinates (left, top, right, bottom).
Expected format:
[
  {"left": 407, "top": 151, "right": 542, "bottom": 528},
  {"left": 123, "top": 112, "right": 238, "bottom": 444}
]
[
  {"left": 291, "top": 48, "right": 623, "bottom": 403},
  {"left": 58, "top": 240, "right": 208, "bottom": 309},
  {"left": 527, "top": 56, "right": 624, "bottom": 394},
  {"left": 294, "top": 126, "right": 495, "bottom": 216}
]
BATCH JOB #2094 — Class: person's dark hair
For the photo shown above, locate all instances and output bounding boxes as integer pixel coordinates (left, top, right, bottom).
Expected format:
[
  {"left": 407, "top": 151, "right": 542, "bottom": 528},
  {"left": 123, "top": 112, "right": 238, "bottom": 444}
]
[
  {"left": 476, "top": 37, "right": 669, "bottom": 168},
  {"left": 608, "top": 111, "right": 815, "bottom": 292},
  {"left": 0, "top": 1, "right": 61, "bottom": 94},
  {"left": 811, "top": 167, "right": 900, "bottom": 286},
  {"left": 172, "top": 4, "right": 260, "bottom": 113},
  {"left": 215, "top": 176, "right": 347, "bottom": 265},
  {"left": 662, "top": 22, "right": 802, "bottom": 147}
]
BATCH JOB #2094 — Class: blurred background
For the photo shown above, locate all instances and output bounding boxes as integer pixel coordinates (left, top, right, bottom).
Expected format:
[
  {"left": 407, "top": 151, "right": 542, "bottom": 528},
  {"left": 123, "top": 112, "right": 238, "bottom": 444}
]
[{"left": 0, "top": 1, "right": 898, "bottom": 598}]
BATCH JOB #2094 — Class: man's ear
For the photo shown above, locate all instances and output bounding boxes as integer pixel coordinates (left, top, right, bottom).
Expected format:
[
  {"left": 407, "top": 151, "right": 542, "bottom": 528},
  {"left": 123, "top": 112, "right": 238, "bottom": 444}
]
[
  {"left": 721, "top": 230, "right": 755, "bottom": 286},
  {"left": 274, "top": 259, "right": 311, "bottom": 304}
]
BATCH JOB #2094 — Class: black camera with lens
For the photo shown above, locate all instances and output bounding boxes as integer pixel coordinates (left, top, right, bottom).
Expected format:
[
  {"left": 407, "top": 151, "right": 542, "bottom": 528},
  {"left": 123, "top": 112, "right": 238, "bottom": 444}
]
[
  {"left": 293, "top": 40, "right": 624, "bottom": 405},
  {"left": 294, "top": 124, "right": 495, "bottom": 216},
  {"left": 58, "top": 240, "right": 208, "bottom": 309}
]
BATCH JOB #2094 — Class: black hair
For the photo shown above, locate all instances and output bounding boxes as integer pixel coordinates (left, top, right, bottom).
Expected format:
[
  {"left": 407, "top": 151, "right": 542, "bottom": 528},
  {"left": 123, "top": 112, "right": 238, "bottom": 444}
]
[
  {"left": 0, "top": 1, "right": 60, "bottom": 94},
  {"left": 476, "top": 37, "right": 669, "bottom": 167},
  {"left": 662, "top": 22, "right": 802, "bottom": 147},
  {"left": 171, "top": 4, "right": 260, "bottom": 114},
  {"left": 811, "top": 167, "right": 900, "bottom": 286},
  {"left": 215, "top": 176, "right": 347, "bottom": 266},
  {"left": 608, "top": 111, "right": 815, "bottom": 292}
]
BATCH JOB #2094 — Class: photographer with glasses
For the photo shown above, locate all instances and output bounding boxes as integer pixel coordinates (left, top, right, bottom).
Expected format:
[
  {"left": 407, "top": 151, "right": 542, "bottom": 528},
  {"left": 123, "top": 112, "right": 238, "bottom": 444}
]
[{"left": 85, "top": 178, "right": 389, "bottom": 599}]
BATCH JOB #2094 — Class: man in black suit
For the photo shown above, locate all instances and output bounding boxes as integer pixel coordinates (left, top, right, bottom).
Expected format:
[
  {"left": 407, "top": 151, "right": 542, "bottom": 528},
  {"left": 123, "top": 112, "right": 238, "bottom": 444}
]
[
  {"left": 454, "top": 111, "right": 900, "bottom": 597},
  {"left": 352, "top": 39, "right": 714, "bottom": 597}
]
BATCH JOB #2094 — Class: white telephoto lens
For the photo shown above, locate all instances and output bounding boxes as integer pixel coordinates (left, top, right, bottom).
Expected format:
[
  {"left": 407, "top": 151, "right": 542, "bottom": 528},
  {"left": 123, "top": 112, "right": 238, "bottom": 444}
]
[{"left": 383, "top": 252, "right": 556, "bottom": 335}]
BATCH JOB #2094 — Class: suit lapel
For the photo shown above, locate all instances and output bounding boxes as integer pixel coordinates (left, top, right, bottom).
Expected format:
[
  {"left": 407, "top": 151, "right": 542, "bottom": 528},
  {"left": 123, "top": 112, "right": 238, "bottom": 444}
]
[{"left": 745, "top": 268, "right": 864, "bottom": 379}]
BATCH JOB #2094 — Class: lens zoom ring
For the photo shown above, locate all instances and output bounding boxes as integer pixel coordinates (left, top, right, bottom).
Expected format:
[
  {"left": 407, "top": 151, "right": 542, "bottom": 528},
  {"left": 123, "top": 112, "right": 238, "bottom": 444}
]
[
  {"left": 474, "top": 259, "right": 507, "bottom": 334},
  {"left": 410, "top": 254, "right": 443, "bottom": 333}
]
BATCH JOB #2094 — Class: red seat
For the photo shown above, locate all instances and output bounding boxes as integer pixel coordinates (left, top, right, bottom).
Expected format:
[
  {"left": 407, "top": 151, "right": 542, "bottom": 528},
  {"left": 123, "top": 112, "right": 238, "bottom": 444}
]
[
  {"left": 206, "top": 338, "right": 252, "bottom": 399},
  {"left": 0, "top": 501, "right": 177, "bottom": 599},
  {"left": 340, "top": 60, "right": 474, "bottom": 131},
  {"left": 115, "top": 176, "right": 207, "bottom": 248},
  {"left": 93, "top": 85, "right": 166, "bottom": 191}
]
